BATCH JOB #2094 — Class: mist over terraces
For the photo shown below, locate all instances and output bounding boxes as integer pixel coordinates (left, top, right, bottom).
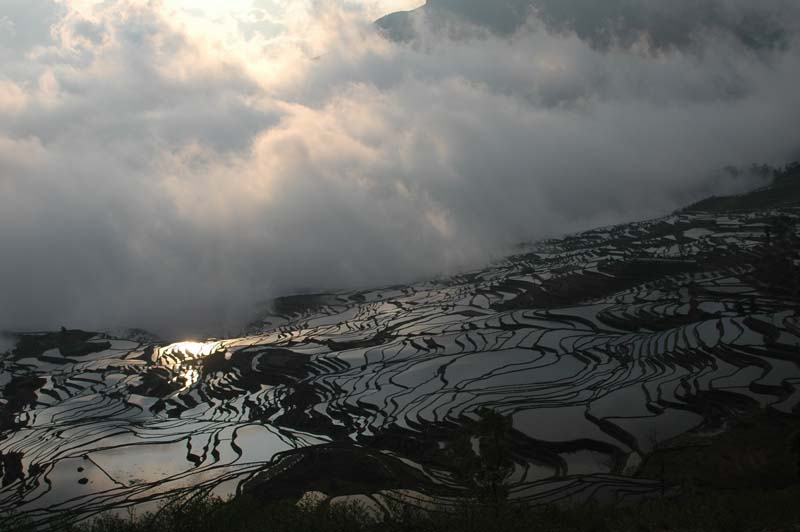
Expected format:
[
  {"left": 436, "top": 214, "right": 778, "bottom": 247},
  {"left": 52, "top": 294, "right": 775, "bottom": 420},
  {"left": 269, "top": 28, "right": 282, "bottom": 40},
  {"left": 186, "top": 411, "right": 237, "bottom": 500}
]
[{"left": 2, "top": 167, "right": 799, "bottom": 529}]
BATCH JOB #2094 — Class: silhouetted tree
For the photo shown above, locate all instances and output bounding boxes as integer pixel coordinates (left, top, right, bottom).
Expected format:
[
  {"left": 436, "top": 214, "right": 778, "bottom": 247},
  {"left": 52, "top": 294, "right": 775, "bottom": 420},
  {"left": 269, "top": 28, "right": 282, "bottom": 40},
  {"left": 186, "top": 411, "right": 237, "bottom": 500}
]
[{"left": 445, "top": 408, "right": 515, "bottom": 509}]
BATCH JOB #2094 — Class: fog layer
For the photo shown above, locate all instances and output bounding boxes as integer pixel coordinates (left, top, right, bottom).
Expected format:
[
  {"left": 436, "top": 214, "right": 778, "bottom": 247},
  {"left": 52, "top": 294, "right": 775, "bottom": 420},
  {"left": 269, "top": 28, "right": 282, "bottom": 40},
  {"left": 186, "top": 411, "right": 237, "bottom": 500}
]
[{"left": 1, "top": 0, "right": 798, "bottom": 337}]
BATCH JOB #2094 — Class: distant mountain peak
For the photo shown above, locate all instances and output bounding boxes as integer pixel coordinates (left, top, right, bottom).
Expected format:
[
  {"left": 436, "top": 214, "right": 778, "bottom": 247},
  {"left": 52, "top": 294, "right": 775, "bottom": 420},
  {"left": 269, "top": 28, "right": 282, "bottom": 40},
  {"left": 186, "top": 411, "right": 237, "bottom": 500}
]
[{"left": 376, "top": 0, "right": 791, "bottom": 53}]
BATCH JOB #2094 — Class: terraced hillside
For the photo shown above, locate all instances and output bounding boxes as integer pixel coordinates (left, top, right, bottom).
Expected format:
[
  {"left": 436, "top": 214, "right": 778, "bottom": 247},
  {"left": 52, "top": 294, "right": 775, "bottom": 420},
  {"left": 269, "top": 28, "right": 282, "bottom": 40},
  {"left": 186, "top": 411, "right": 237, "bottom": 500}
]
[{"left": 1, "top": 177, "right": 799, "bottom": 528}]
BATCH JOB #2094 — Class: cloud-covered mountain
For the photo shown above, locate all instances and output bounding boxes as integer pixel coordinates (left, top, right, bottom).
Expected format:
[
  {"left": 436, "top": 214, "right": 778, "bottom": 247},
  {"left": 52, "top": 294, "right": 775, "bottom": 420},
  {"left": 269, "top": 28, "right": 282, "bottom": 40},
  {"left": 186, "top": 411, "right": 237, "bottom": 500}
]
[
  {"left": 1, "top": 1, "right": 799, "bottom": 338},
  {"left": 378, "top": 0, "right": 797, "bottom": 52}
]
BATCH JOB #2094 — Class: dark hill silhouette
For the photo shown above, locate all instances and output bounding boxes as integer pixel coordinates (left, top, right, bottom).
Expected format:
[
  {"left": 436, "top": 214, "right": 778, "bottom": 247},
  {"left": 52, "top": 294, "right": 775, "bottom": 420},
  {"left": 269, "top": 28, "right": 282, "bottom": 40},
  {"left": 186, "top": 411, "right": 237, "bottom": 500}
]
[
  {"left": 685, "top": 162, "right": 800, "bottom": 212},
  {"left": 376, "top": 0, "right": 791, "bottom": 52}
]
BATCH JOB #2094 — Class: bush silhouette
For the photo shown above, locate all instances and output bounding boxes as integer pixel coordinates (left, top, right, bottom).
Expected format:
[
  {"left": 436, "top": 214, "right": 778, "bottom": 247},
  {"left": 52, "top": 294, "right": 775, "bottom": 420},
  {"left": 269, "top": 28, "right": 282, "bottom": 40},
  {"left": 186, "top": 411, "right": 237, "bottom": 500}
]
[{"left": 445, "top": 407, "right": 515, "bottom": 507}]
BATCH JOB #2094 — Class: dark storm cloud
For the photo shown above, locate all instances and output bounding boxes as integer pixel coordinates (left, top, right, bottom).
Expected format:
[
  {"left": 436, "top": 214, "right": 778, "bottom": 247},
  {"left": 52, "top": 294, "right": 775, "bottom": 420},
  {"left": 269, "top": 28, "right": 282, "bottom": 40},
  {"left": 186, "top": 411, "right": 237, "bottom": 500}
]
[{"left": 1, "top": 0, "right": 799, "bottom": 338}]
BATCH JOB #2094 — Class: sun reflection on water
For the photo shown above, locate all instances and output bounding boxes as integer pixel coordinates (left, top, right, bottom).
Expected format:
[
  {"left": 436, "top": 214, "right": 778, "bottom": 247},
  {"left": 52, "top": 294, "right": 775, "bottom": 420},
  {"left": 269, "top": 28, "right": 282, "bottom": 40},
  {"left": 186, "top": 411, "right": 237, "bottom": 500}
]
[
  {"left": 156, "top": 340, "right": 226, "bottom": 391},
  {"left": 162, "top": 341, "right": 224, "bottom": 359}
]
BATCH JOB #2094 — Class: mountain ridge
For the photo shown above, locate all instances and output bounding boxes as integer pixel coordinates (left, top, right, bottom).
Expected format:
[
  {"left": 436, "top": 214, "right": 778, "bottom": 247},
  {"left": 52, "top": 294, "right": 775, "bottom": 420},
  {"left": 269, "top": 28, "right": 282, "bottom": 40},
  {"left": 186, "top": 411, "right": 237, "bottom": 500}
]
[{"left": 376, "top": 0, "right": 792, "bottom": 52}]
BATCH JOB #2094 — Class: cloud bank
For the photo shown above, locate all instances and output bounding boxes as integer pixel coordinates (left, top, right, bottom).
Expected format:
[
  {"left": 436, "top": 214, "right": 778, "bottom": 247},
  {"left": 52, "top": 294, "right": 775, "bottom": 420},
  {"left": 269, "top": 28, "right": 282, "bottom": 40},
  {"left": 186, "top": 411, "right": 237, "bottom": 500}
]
[{"left": 1, "top": 0, "right": 798, "bottom": 338}]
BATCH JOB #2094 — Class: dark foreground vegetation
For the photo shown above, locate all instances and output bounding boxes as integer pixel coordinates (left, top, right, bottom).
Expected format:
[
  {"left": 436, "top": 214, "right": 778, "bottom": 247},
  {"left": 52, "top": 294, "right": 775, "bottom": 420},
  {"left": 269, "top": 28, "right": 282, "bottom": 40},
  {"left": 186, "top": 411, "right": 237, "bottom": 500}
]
[
  {"left": 4, "top": 486, "right": 800, "bottom": 532},
  {"left": 4, "top": 409, "right": 799, "bottom": 532}
]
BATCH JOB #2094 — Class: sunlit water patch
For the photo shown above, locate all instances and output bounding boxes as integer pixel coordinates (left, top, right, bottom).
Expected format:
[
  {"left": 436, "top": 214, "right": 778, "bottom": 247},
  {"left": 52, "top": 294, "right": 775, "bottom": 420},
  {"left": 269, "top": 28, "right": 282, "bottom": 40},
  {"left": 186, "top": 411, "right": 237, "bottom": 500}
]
[{"left": 155, "top": 341, "right": 228, "bottom": 390}]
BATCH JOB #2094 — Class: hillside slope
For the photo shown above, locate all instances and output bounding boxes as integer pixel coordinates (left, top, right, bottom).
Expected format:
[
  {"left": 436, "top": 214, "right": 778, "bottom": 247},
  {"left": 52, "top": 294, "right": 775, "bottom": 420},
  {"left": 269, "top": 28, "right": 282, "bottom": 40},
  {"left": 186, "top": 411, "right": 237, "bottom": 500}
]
[
  {"left": 376, "top": 0, "right": 792, "bottom": 51},
  {"left": 1, "top": 173, "right": 799, "bottom": 527}
]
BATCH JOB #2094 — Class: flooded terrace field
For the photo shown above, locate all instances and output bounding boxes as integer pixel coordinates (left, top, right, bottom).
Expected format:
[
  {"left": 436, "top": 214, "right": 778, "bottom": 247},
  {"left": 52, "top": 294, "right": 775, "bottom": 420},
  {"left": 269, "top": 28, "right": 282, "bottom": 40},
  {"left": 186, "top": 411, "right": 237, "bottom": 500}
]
[{"left": 1, "top": 207, "right": 799, "bottom": 528}]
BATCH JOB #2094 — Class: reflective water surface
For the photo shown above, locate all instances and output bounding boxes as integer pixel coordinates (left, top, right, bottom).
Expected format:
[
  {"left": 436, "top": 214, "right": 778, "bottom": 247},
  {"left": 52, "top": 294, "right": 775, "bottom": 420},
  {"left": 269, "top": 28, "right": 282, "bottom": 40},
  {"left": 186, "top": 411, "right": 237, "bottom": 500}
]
[{"left": 1, "top": 208, "right": 799, "bottom": 527}]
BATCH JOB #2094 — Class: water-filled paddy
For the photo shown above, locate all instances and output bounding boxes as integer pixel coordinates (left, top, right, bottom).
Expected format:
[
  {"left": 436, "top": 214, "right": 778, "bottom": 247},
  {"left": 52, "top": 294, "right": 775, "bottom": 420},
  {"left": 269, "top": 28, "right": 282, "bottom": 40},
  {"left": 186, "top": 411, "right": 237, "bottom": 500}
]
[{"left": 2, "top": 208, "right": 799, "bottom": 527}]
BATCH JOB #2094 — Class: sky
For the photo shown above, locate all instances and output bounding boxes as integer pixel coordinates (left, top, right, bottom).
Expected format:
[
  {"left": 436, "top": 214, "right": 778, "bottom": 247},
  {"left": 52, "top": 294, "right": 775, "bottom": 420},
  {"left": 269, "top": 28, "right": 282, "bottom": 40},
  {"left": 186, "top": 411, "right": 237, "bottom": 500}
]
[{"left": 1, "top": 0, "right": 799, "bottom": 338}]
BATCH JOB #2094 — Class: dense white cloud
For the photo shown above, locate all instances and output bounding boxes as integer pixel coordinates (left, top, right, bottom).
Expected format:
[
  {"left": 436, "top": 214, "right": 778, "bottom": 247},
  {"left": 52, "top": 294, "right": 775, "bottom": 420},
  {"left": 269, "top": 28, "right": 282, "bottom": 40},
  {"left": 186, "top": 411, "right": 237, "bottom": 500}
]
[{"left": 0, "top": 0, "right": 798, "bottom": 338}]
